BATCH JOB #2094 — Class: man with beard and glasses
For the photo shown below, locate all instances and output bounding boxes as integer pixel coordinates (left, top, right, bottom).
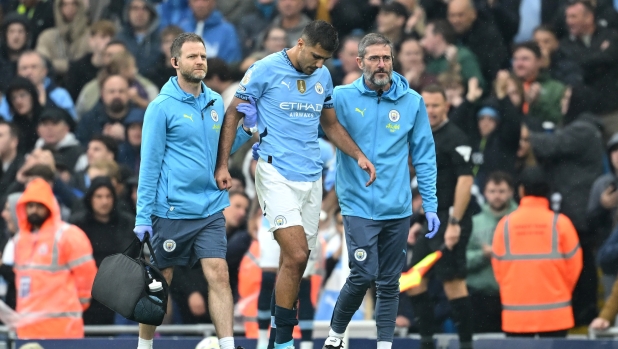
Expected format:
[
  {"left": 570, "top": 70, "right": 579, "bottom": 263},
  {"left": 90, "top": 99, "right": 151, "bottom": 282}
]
[
  {"left": 466, "top": 171, "right": 517, "bottom": 333},
  {"left": 215, "top": 20, "right": 376, "bottom": 349},
  {"left": 133, "top": 32, "right": 253, "bottom": 349},
  {"left": 76, "top": 74, "right": 146, "bottom": 145},
  {"left": 13, "top": 177, "right": 97, "bottom": 339},
  {"left": 320, "top": 33, "right": 439, "bottom": 349}
]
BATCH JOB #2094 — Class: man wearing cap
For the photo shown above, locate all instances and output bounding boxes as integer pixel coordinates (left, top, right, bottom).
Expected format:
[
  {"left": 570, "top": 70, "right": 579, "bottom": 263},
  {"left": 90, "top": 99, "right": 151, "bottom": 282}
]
[
  {"left": 492, "top": 166, "right": 582, "bottom": 337},
  {"left": 35, "top": 107, "right": 86, "bottom": 174},
  {"left": 469, "top": 99, "right": 521, "bottom": 189}
]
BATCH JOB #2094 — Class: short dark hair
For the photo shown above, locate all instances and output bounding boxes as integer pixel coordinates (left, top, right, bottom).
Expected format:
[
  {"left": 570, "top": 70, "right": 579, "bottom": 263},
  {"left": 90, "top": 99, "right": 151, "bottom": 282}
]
[
  {"left": 358, "top": 33, "right": 393, "bottom": 58},
  {"left": 229, "top": 190, "right": 250, "bottom": 203},
  {"left": 566, "top": 0, "right": 596, "bottom": 14},
  {"left": 486, "top": 171, "right": 514, "bottom": 189},
  {"left": 429, "top": 20, "right": 456, "bottom": 45},
  {"left": 421, "top": 84, "right": 447, "bottom": 100},
  {"left": 380, "top": 2, "right": 409, "bottom": 19},
  {"left": 160, "top": 25, "right": 184, "bottom": 40},
  {"left": 106, "top": 39, "right": 127, "bottom": 50},
  {"left": 0, "top": 120, "right": 19, "bottom": 139},
  {"left": 170, "top": 32, "right": 205, "bottom": 60},
  {"left": 513, "top": 41, "right": 542, "bottom": 59},
  {"left": 23, "top": 164, "right": 55, "bottom": 182},
  {"left": 520, "top": 166, "right": 550, "bottom": 198},
  {"left": 90, "top": 20, "right": 116, "bottom": 37},
  {"left": 301, "top": 20, "right": 339, "bottom": 53},
  {"left": 205, "top": 58, "right": 232, "bottom": 81},
  {"left": 533, "top": 24, "right": 557, "bottom": 36},
  {"left": 229, "top": 167, "right": 246, "bottom": 189},
  {"left": 89, "top": 135, "right": 118, "bottom": 160}
]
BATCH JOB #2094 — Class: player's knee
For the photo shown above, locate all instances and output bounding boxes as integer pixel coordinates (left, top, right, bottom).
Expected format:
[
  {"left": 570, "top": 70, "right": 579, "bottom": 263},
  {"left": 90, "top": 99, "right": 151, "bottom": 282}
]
[
  {"left": 282, "top": 249, "right": 309, "bottom": 271},
  {"left": 376, "top": 281, "right": 400, "bottom": 298},
  {"left": 203, "top": 260, "right": 230, "bottom": 286},
  {"left": 349, "top": 270, "right": 375, "bottom": 289}
]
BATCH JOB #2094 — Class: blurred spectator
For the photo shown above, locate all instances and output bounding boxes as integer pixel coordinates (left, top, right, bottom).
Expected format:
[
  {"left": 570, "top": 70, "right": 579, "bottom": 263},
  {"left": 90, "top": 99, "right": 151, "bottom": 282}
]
[
  {"left": 178, "top": 0, "right": 242, "bottom": 63},
  {"left": 494, "top": 70, "right": 524, "bottom": 110},
  {"left": 376, "top": 2, "right": 408, "bottom": 50},
  {"left": 492, "top": 166, "right": 582, "bottom": 337},
  {"left": 34, "top": 107, "right": 85, "bottom": 175},
  {"left": 65, "top": 20, "right": 117, "bottom": 101},
  {"left": 4, "top": 0, "right": 54, "bottom": 46},
  {"left": 105, "top": 51, "right": 159, "bottom": 109},
  {"left": 341, "top": 71, "right": 362, "bottom": 85},
  {"left": 1, "top": 51, "right": 77, "bottom": 120},
  {"left": 0, "top": 192, "right": 21, "bottom": 310},
  {"left": 117, "top": 108, "right": 144, "bottom": 174},
  {"left": 144, "top": 25, "right": 182, "bottom": 89},
  {"left": 396, "top": 0, "right": 427, "bottom": 37},
  {"left": 224, "top": 191, "right": 252, "bottom": 301},
  {"left": 75, "top": 41, "right": 158, "bottom": 117},
  {"left": 70, "top": 135, "right": 118, "bottom": 197},
  {"left": 561, "top": 0, "right": 618, "bottom": 130},
  {"left": 13, "top": 177, "right": 97, "bottom": 339},
  {"left": 587, "top": 133, "right": 618, "bottom": 247},
  {"left": 117, "top": 0, "right": 161, "bottom": 78},
  {"left": 511, "top": 41, "right": 566, "bottom": 124},
  {"left": 265, "top": 0, "right": 311, "bottom": 48},
  {"left": 421, "top": 20, "right": 485, "bottom": 89},
  {"left": 216, "top": 0, "right": 255, "bottom": 26},
  {"left": 35, "top": 0, "right": 90, "bottom": 77},
  {"left": 157, "top": 0, "right": 189, "bottom": 28},
  {"left": 236, "top": 0, "right": 278, "bottom": 56},
  {"left": 328, "top": 0, "right": 381, "bottom": 39},
  {"left": 397, "top": 36, "right": 437, "bottom": 91},
  {"left": 590, "top": 274, "right": 618, "bottom": 331},
  {"left": 5, "top": 76, "right": 42, "bottom": 152},
  {"left": 330, "top": 35, "right": 361, "bottom": 87},
  {"left": 239, "top": 26, "right": 288, "bottom": 73},
  {"left": 467, "top": 171, "right": 516, "bottom": 333},
  {"left": 0, "top": 121, "right": 23, "bottom": 198},
  {"left": 0, "top": 14, "right": 29, "bottom": 93},
  {"left": 204, "top": 58, "right": 238, "bottom": 110},
  {"left": 448, "top": 0, "right": 508, "bottom": 87},
  {"left": 70, "top": 176, "right": 136, "bottom": 325},
  {"left": 76, "top": 75, "right": 145, "bottom": 145},
  {"left": 86, "top": 0, "right": 125, "bottom": 24},
  {"left": 529, "top": 112, "right": 603, "bottom": 325},
  {"left": 532, "top": 25, "right": 583, "bottom": 87}
]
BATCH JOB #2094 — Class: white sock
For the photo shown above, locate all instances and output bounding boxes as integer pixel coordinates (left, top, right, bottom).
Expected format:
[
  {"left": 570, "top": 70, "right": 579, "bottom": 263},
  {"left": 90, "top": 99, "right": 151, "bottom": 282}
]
[
  {"left": 137, "top": 337, "right": 153, "bottom": 349},
  {"left": 258, "top": 329, "right": 269, "bottom": 345},
  {"left": 329, "top": 329, "right": 344, "bottom": 339},
  {"left": 377, "top": 341, "right": 392, "bottom": 349},
  {"left": 219, "top": 336, "right": 235, "bottom": 349},
  {"left": 300, "top": 341, "right": 314, "bottom": 349}
]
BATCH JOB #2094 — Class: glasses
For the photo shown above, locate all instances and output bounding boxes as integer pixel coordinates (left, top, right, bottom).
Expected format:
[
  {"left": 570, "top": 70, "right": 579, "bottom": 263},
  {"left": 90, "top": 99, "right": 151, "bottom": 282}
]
[{"left": 364, "top": 55, "right": 393, "bottom": 63}]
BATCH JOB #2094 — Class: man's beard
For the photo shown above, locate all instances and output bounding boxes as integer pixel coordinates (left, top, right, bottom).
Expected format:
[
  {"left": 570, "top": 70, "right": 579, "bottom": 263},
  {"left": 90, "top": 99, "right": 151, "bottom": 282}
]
[
  {"left": 363, "top": 66, "right": 392, "bottom": 88},
  {"left": 180, "top": 67, "right": 206, "bottom": 84},
  {"left": 108, "top": 98, "right": 126, "bottom": 113},
  {"left": 27, "top": 213, "right": 48, "bottom": 227},
  {"left": 490, "top": 201, "right": 508, "bottom": 212}
]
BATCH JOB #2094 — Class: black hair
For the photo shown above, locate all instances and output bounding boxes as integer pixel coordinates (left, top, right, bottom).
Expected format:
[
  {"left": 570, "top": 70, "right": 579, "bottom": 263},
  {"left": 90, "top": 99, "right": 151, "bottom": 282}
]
[
  {"left": 205, "top": 58, "right": 232, "bottom": 81},
  {"left": 84, "top": 176, "right": 117, "bottom": 215},
  {"left": 513, "top": 41, "right": 543, "bottom": 59},
  {"left": 520, "top": 166, "right": 550, "bottom": 198},
  {"left": 428, "top": 20, "right": 456, "bottom": 45},
  {"left": 89, "top": 134, "right": 119, "bottom": 160},
  {"left": 486, "top": 171, "right": 514, "bottom": 189},
  {"left": 421, "top": 83, "right": 447, "bottom": 100},
  {"left": 301, "top": 20, "right": 339, "bottom": 53},
  {"left": 23, "top": 164, "right": 55, "bottom": 183},
  {"left": 229, "top": 167, "right": 246, "bottom": 189},
  {"left": 566, "top": 0, "right": 596, "bottom": 14},
  {"left": 0, "top": 120, "right": 19, "bottom": 139}
]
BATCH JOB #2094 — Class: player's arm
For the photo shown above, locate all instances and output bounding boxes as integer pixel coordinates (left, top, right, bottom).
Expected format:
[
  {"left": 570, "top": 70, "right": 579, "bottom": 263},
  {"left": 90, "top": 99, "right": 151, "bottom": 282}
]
[
  {"left": 215, "top": 97, "right": 246, "bottom": 187},
  {"left": 320, "top": 108, "right": 376, "bottom": 186}
]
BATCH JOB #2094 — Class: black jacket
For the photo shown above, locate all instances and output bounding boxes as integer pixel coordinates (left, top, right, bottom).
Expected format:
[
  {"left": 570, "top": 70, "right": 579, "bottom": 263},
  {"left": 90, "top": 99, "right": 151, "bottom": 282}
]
[
  {"left": 76, "top": 101, "right": 144, "bottom": 145},
  {"left": 561, "top": 27, "right": 618, "bottom": 113},
  {"left": 5, "top": 0, "right": 54, "bottom": 47},
  {"left": 65, "top": 53, "right": 100, "bottom": 101},
  {"left": 0, "top": 153, "right": 24, "bottom": 200}
]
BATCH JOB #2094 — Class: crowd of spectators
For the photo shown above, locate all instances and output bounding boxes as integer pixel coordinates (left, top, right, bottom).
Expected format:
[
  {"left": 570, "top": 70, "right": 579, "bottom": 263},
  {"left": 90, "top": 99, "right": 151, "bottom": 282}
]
[{"left": 0, "top": 0, "right": 615, "bottom": 339}]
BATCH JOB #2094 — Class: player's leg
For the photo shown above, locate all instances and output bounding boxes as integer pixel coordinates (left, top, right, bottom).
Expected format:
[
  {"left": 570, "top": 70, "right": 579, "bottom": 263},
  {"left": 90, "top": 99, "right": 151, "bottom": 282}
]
[
  {"left": 298, "top": 247, "right": 319, "bottom": 349},
  {"left": 373, "top": 217, "right": 411, "bottom": 349},
  {"left": 194, "top": 212, "right": 237, "bottom": 349},
  {"left": 324, "top": 216, "right": 381, "bottom": 348},
  {"left": 407, "top": 211, "right": 447, "bottom": 349},
  {"left": 258, "top": 218, "right": 281, "bottom": 349},
  {"left": 441, "top": 217, "right": 473, "bottom": 349}
]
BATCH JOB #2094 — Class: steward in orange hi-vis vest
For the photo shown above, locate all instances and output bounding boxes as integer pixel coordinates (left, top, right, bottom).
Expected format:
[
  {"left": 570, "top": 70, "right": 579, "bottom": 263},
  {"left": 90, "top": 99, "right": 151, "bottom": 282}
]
[
  {"left": 492, "top": 194, "right": 582, "bottom": 334},
  {"left": 14, "top": 178, "right": 97, "bottom": 339}
]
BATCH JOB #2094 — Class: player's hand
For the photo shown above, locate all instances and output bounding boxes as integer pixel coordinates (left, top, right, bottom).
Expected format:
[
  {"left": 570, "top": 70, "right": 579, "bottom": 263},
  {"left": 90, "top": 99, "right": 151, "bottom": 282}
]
[
  {"left": 237, "top": 97, "right": 257, "bottom": 129},
  {"left": 357, "top": 156, "right": 376, "bottom": 187},
  {"left": 590, "top": 317, "right": 611, "bottom": 331},
  {"left": 425, "top": 212, "right": 440, "bottom": 238},
  {"left": 444, "top": 223, "right": 461, "bottom": 250},
  {"left": 214, "top": 167, "right": 232, "bottom": 190},
  {"left": 251, "top": 142, "right": 259, "bottom": 161},
  {"left": 134, "top": 225, "right": 152, "bottom": 242},
  {"left": 188, "top": 292, "right": 207, "bottom": 316}
]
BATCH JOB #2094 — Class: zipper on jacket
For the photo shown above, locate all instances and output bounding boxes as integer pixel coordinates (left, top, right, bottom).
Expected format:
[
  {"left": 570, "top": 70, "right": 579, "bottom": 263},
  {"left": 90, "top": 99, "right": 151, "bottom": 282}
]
[
  {"left": 204, "top": 99, "right": 215, "bottom": 120},
  {"left": 377, "top": 89, "right": 383, "bottom": 104},
  {"left": 199, "top": 101, "right": 211, "bottom": 211},
  {"left": 371, "top": 97, "right": 381, "bottom": 219}
]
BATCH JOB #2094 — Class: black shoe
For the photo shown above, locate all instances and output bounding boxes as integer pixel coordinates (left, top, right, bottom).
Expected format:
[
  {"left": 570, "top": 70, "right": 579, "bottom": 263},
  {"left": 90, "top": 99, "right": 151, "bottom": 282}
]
[{"left": 323, "top": 336, "right": 344, "bottom": 349}]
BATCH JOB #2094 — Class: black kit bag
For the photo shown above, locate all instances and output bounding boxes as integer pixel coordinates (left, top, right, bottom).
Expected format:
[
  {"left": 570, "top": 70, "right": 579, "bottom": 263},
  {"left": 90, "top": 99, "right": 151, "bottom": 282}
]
[{"left": 92, "top": 235, "right": 169, "bottom": 326}]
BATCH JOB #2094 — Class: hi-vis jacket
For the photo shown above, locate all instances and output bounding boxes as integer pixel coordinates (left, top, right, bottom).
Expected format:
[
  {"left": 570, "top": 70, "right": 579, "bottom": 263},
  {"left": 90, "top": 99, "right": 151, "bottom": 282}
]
[
  {"left": 492, "top": 196, "right": 582, "bottom": 333},
  {"left": 14, "top": 178, "right": 97, "bottom": 339}
]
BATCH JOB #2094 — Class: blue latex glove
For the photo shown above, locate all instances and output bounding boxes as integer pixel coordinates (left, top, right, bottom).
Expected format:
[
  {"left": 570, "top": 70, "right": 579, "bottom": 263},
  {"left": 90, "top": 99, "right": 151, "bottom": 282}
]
[
  {"left": 237, "top": 98, "right": 257, "bottom": 129},
  {"left": 425, "top": 212, "right": 440, "bottom": 238},
  {"left": 251, "top": 142, "right": 259, "bottom": 161},
  {"left": 134, "top": 225, "right": 152, "bottom": 242}
]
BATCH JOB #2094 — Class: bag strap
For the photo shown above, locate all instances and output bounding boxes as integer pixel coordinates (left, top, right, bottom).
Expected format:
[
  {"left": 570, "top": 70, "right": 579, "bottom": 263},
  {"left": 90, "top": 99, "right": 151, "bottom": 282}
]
[
  {"left": 142, "top": 234, "right": 160, "bottom": 267},
  {"left": 123, "top": 237, "right": 141, "bottom": 256}
]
